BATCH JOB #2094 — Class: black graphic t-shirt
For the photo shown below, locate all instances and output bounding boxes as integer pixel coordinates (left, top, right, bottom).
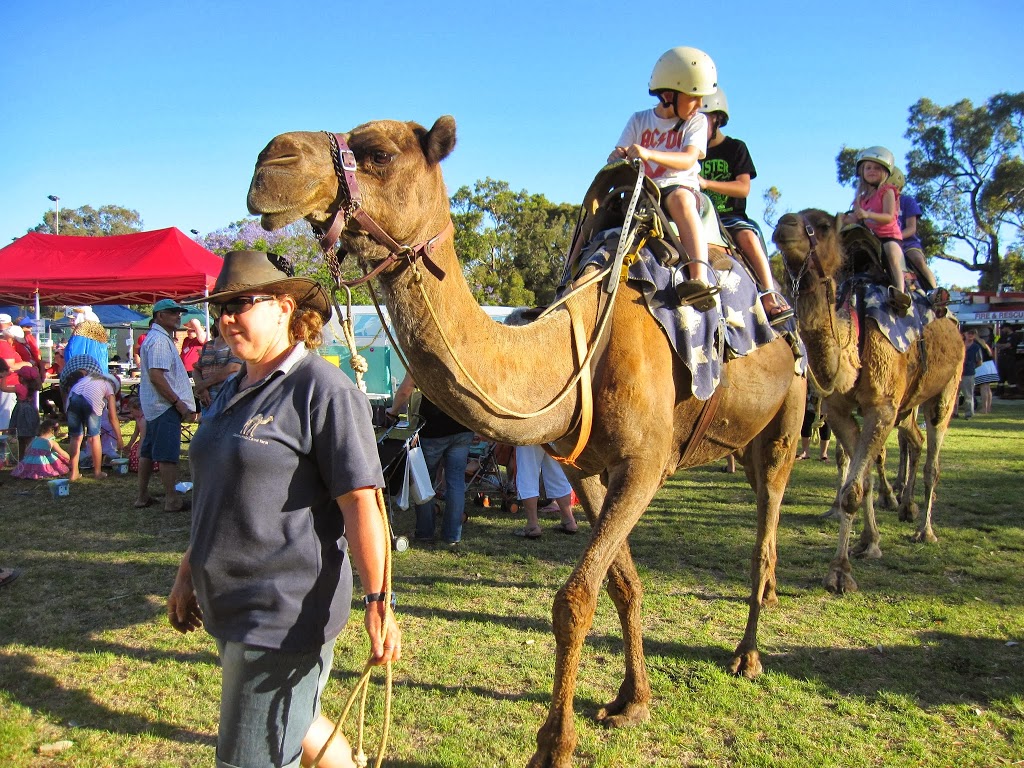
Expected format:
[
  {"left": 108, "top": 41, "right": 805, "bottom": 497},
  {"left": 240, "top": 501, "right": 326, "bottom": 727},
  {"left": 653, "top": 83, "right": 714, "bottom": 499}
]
[{"left": 702, "top": 136, "right": 757, "bottom": 217}]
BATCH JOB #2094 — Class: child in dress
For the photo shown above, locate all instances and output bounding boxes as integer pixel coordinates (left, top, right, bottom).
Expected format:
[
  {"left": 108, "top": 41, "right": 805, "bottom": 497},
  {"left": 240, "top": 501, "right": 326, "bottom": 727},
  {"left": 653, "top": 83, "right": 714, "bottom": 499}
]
[
  {"left": 124, "top": 396, "right": 158, "bottom": 474},
  {"left": 844, "top": 145, "right": 912, "bottom": 312},
  {"left": 12, "top": 418, "right": 71, "bottom": 479},
  {"left": 611, "top": 46, "right": 720, "bottom": 310}
]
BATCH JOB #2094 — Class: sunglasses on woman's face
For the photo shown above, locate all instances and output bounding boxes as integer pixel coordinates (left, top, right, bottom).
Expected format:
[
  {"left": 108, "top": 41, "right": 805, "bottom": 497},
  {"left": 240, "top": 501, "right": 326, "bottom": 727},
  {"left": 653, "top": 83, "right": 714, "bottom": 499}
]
[{"left": 212, "top": 295, "right": 276, "bottom": 320}]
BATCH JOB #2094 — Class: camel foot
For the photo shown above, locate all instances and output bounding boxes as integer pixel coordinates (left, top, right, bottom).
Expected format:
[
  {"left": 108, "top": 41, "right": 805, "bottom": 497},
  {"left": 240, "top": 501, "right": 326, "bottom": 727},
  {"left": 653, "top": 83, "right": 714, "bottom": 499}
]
[
  {"left": 761, "top": 589, "right": 779, "bottom": 609},
  {"left": 528, "top": 718, "right": 577, "bottom": 768},
  {"left": 898, "top": 502, "right": 920, "bottom": 522},
  {"left": 823, "top": 566, "right": 859, "bottom": 594},
  {"left": 821, "top": 506, "right": 840, "bottom": 520},
  {"left": 852, "top": 541, "right": 883, "bottom": 559},
  {"left": 912, "top": 529, "right": 938, "bottom": 544},
  {"left": 595, "top": 700, "right": 650, "bottom": 729},
  {"left": 728, "top": 649, "right": 763, "bottom": 679}
]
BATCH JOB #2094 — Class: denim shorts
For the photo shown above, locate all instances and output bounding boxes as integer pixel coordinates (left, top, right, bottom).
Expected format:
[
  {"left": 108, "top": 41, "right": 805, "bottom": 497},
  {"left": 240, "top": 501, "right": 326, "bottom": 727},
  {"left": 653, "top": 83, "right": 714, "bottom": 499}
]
[
  {"left": 65, "top": 393, "right": 101, "bottom": 437},
  {"left": 140, "top": 406, "right": 182, "bottom": 464},
  {"left": 215, "top": 638, "right": 336, "bottom": 768}
]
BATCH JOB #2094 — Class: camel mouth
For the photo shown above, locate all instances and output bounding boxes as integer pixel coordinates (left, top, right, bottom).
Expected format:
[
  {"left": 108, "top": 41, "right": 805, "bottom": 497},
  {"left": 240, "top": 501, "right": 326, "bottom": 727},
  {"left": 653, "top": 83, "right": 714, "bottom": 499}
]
[{"left": 258, "top": 211, "right": 304, "bottom": 231}]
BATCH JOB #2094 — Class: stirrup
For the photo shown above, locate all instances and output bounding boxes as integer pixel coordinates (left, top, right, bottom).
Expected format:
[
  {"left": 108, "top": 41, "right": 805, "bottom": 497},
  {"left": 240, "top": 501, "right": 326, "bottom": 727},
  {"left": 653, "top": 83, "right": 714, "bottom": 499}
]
[
  {"left": 676, "top": 279, "right": 720, "bottom": 312},
  {"left": 758, "top": 290, "right": 795, "bottom": 327}
]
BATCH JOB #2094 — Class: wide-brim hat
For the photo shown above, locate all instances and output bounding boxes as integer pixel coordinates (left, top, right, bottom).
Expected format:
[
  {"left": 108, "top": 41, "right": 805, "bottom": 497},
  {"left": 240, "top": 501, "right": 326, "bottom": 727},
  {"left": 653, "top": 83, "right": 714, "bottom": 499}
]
[
  {"left": 185, "top": 250, "right": 332, "bottom": 322},
  {"left": 59, "top": 354, "right": 105, "bottom": 388}
]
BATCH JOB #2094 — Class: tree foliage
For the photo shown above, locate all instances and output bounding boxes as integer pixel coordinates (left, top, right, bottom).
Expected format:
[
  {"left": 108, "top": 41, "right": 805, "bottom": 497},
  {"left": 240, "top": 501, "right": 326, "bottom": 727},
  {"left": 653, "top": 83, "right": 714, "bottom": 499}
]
[
  {"left": 451, "top": 179, "right": 577, "bottom": 306},
  {"left": 32, "top": 204, "right": 143, "bottom": 236},
  {"left": 904, "top": 93, "right": 1024, "bottom": 289}
]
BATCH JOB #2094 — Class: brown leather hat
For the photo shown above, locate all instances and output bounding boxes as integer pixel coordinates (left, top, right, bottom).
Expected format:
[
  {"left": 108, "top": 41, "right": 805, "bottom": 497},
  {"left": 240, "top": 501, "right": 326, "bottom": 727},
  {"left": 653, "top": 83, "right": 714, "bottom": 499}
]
[{"left": 186, "top": 250, "right": 331, "bottom": 321}]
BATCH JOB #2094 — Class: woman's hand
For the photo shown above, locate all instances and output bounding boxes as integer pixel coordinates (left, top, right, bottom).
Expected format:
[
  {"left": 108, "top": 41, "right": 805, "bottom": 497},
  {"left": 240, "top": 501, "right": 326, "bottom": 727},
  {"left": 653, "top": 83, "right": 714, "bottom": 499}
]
[
  {"left": 167, "top": 554, "right": 203, "bottom": 633},
  {"left": 365, "top": 602, "right": 401, "bottom": 666}
]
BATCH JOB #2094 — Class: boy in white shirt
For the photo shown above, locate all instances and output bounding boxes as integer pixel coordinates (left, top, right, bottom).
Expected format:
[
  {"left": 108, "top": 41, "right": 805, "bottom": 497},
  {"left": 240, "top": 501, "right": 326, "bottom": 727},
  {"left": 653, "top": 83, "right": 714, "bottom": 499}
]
[{"left": 610, "top": 46, "right": 719, "bottom": 310}]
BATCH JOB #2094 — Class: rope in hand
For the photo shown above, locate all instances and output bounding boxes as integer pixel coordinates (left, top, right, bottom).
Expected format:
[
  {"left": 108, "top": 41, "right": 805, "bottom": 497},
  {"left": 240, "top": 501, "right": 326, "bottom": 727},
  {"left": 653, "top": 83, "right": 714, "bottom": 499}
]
[{"left": 311, "top": 487, "right": 395, "bottom": 768}]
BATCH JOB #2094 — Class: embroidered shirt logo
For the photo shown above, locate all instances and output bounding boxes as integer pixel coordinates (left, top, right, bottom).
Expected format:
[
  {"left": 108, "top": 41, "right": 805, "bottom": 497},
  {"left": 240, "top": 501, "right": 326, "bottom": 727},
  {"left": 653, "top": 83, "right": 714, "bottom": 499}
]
[{"left": 239, "top": 414, "right": 274, "bottom": 441}]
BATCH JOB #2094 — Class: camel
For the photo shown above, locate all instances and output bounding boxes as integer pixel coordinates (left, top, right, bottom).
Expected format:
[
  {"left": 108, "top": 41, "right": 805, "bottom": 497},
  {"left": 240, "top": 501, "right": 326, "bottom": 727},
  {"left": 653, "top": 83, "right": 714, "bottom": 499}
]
[
  {"left": 247, "top": 117, "right": 805, "bottom": 768},
  {"left": 772, "top": 209, "right": 963, "bottom": 594}
]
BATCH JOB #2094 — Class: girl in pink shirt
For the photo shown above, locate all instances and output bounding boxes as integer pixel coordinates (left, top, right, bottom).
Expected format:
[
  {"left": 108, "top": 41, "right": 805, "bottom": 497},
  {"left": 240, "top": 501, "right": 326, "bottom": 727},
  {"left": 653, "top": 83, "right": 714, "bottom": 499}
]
[{"left": 845, "top": 145, "right": 910, "bottom": 311}]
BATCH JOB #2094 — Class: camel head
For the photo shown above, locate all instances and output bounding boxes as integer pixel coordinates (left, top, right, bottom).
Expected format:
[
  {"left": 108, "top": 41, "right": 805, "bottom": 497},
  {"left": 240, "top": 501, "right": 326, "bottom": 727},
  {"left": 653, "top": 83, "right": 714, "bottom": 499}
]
[
  {"left": 772, "top": 209, "right": 845, "bottom": 292},
  {"left": 247, "top": 116, "right": 457, "bottom": 254}
]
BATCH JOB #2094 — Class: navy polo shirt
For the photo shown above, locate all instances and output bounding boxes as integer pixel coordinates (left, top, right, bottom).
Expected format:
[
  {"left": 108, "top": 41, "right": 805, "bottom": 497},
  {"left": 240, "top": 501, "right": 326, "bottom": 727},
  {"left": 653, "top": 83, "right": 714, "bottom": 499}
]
[{"left": 188, "top": 344, "right": 384, "bottom": 652}]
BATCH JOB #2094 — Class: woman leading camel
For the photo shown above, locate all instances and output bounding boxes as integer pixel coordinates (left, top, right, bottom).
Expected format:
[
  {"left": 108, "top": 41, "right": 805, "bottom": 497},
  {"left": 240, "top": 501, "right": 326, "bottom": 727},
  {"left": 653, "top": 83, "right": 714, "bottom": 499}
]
[{"left": 167, "top": 251, "right": 400, "bottom": 768}]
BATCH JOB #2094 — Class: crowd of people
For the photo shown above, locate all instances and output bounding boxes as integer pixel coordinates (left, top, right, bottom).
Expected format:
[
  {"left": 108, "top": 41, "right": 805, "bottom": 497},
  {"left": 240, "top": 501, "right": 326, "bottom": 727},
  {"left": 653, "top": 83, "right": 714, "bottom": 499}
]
[{"left": 4, "top": 43, "right": 1020, "bottom": 766}]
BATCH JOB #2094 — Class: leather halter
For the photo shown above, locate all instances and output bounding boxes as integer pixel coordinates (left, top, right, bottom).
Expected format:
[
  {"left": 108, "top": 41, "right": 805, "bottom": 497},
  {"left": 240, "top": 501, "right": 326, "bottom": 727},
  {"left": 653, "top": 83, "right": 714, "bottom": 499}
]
[
  {"left": 785, "top": 214, "right": 828, "bottom": 296},
  {"left": 314, "top": 131, "right": 452, "bottom": 287}
]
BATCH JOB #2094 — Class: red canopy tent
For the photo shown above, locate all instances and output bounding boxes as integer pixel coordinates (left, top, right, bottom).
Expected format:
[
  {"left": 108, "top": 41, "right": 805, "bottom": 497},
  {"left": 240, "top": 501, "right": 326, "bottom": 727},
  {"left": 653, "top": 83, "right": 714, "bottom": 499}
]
[{"left": 0, "top": 228, "right": 223, "bottom": 305}]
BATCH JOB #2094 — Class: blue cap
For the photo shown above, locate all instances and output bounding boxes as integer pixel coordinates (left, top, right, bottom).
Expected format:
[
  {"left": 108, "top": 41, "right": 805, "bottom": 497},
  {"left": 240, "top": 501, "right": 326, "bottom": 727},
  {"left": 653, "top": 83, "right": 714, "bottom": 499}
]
[
  {"left": 152, "top": 298, "right": 189, "bottom": 314},
  {"left": 17, "top": 317, "right": 37, "bottom": 328}
]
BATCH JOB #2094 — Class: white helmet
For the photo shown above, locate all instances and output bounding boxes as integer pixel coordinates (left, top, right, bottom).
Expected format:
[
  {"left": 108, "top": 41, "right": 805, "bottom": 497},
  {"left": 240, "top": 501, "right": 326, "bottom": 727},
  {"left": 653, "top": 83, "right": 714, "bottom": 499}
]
[
  {"left": 855, "top": 146, "right": 895, "bottom": 176},
  {"left": 700, "top": 87, "right": 729, "bottom": 126},
  {"left": 649, "top": 47, "right": 718, "bottom": 97}
]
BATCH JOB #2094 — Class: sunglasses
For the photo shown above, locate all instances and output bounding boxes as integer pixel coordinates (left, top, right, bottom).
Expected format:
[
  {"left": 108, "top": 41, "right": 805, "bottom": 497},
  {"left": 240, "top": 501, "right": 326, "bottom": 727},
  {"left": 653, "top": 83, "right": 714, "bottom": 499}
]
[{"left": 212, "top": 295, "right": 277, "bottom": 319}]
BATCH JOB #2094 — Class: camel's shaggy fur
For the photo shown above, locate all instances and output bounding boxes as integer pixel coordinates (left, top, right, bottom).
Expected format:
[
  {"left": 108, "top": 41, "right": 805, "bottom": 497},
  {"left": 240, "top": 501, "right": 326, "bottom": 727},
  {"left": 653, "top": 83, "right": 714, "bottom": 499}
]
[{"left": 247, "top": 117, "right": 806, "bottom": 768}]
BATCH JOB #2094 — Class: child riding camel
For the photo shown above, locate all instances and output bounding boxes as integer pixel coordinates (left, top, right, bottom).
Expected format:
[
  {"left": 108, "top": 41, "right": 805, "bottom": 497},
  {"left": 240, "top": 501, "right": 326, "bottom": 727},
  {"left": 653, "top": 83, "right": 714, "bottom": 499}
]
[
  {"left": 844, "top": 146, "right": 912, "bottom": 313},
  {"left": 611, "top": 46, "right": 720, "bottom": 311},
  {"left": 698, "top": 86, "right": 794, "bottom": 326}
]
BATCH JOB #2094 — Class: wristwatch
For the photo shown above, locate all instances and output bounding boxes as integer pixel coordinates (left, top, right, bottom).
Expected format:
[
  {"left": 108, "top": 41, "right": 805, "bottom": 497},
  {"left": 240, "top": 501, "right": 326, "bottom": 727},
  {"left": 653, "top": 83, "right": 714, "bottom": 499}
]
[{"left": 363, "top": 591, "right": 397, "bottom": 609}]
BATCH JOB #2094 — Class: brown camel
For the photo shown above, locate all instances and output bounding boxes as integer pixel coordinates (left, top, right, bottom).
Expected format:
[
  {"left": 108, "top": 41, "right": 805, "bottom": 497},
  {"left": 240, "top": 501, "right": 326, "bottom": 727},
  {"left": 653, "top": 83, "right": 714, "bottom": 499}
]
[
  {"left": 773, "top": 209, "right": 963, "bottom": 594},
  {"left": 247, "top": 117, "right": 806, "bottom": 768}
]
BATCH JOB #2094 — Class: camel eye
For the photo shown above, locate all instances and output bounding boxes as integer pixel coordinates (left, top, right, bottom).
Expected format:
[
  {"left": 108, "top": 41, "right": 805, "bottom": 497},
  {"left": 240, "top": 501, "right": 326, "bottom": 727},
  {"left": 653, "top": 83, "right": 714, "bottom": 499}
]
[{"left": 370, "top": 151, "right": 394, "bottom": 166}]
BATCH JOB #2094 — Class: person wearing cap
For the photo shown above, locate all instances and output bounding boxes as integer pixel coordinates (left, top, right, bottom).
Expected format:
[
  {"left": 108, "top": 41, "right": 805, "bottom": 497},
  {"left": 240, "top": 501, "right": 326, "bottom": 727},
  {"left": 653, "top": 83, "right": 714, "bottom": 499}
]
[
  {"left": 166, "top": 251, "right": 399, "bottom": 768},
  {"left": 17, "top": 318, "right": 47, "bottom": 379},
  {"left": 0, "top": 314, "right": 34, "bottom": 440},
  {"left": 136, "top": 298, "right": 196, "bottom": 512}
]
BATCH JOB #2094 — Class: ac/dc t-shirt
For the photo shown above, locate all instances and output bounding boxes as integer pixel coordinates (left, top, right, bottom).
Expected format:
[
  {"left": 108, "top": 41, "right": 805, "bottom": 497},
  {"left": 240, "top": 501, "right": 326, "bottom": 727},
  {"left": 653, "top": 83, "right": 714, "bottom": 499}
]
[
  {"left": 701, "top": 136, "right": 757, "bottom": 217},
  {"left": 188, "top": 344, "right": 385, "bottom": 652}
]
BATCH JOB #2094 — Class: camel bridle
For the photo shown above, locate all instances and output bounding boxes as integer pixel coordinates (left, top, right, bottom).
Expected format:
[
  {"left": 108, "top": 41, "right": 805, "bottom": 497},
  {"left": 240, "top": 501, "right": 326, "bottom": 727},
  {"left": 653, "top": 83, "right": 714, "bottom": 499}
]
[
  {"left": 314, "top": 131, "right": 452, "bottom": 288},
  {"left": 783, "top": 214, "right": 829, "bottom": 299}
]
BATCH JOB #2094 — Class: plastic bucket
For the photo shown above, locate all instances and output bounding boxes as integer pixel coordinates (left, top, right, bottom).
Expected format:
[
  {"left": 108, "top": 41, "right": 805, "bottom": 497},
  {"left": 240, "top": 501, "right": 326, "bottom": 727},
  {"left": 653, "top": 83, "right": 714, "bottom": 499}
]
[
  {"left": 47, "top": 479, "right": 71, "bottom": 499},
  {"left": 111, "top": 458, "right": 129, "bottom": 475}
]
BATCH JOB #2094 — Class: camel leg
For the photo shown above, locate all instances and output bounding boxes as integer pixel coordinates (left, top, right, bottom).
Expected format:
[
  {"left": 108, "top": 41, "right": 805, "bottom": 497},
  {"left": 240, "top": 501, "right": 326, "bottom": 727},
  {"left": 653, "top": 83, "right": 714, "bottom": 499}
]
[
  {"left": 896, "top": 417, "right": 924, "bottom": 523},
  {"left": 914, "top": 384, "right": 956, "bottom": 544},
  {"left": 874, "top": 444, "right": 898, "bottom": 510},
  {"left": 824, "top": 441, "right": 851, "bottom": 519},
  {"left": 820, "top": 408, "right": 869, "bottom": 593},
  {"left": 570, "top": 473, "right": 653, "bottom": 729},
  {"left": 528, "top": 464, "right": 664, "bottom": 768},
  {"left": 848, "top": 407, "right": 895, "bottom": 561},
  {"left": 729, "top": 380, "right": 801, "bottom": 678}
]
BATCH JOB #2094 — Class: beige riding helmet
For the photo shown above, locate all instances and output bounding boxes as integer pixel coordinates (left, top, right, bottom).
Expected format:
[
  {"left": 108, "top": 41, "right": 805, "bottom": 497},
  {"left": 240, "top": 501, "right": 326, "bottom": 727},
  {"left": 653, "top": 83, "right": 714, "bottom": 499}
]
[
  {"left": 855, "top": 146, "right": 896, "bottom": 176},
  {"left": 700, "top": 87, "right": 729, "bottom": 126},
  {"left": 649, "top": 47, "right": 718, "bottom": 96},
  {"left": 888, "top": 166, "right": 906, "bottom": 190}
]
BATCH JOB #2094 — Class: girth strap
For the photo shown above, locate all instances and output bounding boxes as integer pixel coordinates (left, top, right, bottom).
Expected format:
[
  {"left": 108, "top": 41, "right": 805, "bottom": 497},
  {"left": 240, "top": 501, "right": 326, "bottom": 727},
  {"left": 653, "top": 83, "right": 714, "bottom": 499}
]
[{"left": 679, "top": 386, "right": 724, "bottom": 467}]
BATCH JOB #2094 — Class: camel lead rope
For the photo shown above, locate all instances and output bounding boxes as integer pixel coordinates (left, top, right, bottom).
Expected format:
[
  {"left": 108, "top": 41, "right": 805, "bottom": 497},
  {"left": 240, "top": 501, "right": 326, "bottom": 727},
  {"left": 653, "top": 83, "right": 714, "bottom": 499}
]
[
  {"left": 333, "top": 285, "right": 370, "bottom": 393},
  {"left": 311, "top": 487, "right": 395, "bottom": 768}
]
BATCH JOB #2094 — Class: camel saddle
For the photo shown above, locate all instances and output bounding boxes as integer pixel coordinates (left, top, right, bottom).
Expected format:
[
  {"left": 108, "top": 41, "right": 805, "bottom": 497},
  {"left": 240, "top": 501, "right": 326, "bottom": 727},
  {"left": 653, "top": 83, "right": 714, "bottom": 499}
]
[{"left": 556, "top": 162, "right": 804, "bottom": 401}]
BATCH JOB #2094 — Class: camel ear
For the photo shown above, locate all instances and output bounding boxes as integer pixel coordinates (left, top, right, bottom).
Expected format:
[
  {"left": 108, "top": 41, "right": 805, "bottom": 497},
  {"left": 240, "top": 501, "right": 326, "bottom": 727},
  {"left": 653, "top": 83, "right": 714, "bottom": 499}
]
[{"left": 422, "top": 115, "right": 456, "bottom": 165}]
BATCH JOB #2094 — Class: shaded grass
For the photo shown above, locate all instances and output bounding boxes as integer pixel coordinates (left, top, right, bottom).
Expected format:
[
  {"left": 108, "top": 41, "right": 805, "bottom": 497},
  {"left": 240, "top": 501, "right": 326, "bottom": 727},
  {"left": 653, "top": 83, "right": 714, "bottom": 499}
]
[{"left": 1, "top": 400, "right": 1022, "bottom": 766}]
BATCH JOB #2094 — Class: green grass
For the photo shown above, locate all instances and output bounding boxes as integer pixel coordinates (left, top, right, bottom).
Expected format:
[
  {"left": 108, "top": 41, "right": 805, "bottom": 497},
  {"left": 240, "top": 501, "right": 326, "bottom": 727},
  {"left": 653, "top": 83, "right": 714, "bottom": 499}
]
[{"left": 1, "top": 399, "right": 1022, "bottom": 766}]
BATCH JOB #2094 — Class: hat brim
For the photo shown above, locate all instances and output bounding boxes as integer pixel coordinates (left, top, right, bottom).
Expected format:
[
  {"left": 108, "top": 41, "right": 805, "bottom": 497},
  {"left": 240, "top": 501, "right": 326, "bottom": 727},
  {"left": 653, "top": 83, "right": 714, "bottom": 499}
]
[{"left": 184, "top": 278, "right": 332, "bottom": 322}]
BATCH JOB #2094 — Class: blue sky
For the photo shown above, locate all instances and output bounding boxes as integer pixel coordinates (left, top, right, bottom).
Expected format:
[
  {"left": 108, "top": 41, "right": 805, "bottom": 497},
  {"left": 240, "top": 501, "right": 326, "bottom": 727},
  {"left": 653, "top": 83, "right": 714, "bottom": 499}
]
[{"left": 2, "top": 0, "right": 1021, "bottom": 288}]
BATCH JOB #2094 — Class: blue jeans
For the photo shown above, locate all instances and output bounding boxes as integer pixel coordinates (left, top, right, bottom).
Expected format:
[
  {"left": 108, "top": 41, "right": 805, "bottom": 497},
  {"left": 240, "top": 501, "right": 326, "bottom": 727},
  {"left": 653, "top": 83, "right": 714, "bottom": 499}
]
[{"left": 415, "top": 431, "right": 473, "bottom": 543}]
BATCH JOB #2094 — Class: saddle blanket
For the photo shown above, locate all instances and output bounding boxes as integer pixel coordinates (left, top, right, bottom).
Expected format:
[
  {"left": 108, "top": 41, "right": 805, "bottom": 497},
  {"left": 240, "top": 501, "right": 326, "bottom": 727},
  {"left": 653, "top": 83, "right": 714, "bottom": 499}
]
[
  {"left": 838, "top": 279, "right": 955, "bottom": 353},
  {"left": 577, "top": 227, "right": 804, "bottom": 401}
]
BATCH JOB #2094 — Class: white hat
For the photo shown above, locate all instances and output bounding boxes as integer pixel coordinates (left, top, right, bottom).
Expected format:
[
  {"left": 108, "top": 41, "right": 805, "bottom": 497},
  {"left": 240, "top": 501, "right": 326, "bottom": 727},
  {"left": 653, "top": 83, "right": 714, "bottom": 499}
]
[
  {"left": 5, "top": 325, "right": 25, "bottom": 340},
  {"left": 0, "top": 313, "right": 12, "bottom": 324}
]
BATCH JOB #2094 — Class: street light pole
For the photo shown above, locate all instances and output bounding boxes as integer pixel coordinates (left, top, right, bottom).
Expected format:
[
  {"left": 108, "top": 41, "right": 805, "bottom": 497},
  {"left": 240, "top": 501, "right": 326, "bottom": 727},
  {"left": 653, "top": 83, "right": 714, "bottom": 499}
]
[{"left": 47, "top": 194, "right": 60, "bottom": 234}]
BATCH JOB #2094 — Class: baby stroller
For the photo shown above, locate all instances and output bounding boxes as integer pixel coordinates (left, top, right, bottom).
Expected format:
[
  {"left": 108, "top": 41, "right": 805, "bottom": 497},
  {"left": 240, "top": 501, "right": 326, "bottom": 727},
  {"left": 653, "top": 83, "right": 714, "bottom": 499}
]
[
  {"left": 374, "top": 410, "right": 429, "bottom": 553},
  {"left": 465, "top": 438, "right": 518, "bottom": 512}
]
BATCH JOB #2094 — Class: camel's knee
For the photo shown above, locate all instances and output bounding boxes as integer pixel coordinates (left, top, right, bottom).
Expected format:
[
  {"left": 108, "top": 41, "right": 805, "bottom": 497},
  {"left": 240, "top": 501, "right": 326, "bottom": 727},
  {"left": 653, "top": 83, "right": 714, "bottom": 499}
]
[{"left": 552, "top": 581, "right": 598, "bottom": 643}]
